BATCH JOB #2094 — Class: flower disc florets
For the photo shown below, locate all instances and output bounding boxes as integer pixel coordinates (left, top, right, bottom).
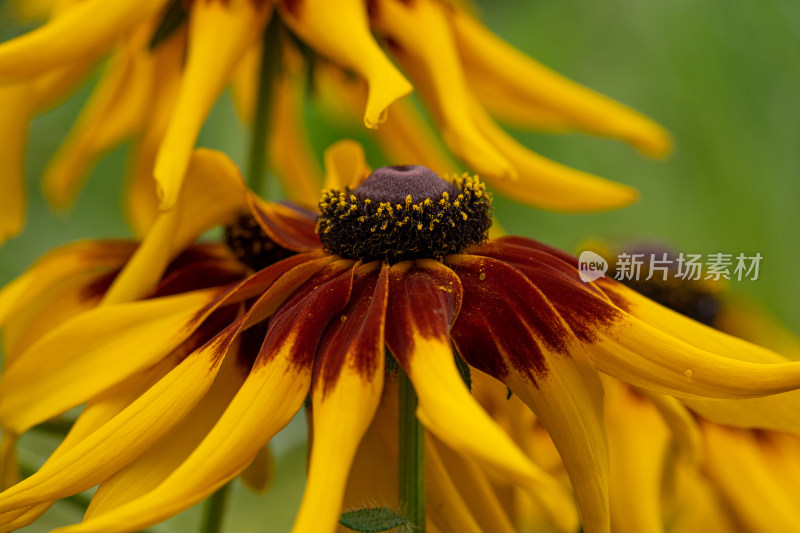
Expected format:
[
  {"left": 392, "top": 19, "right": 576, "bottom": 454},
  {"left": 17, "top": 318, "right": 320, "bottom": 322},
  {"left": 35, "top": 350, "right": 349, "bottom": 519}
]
[
  {"left": 224, "top": 215, "right": 295, "bottom": 271},
  {"left": 316, "top": 165, "right": 492, "bottom": 263}
]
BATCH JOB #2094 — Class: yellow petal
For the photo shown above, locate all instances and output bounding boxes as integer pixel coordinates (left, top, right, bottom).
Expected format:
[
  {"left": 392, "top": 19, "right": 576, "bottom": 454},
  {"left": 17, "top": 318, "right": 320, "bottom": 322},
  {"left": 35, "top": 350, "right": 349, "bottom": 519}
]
[
  {"left": 0, "top": 352, "right": 184, "bottom": 530},
  {"left": 0, "top": 0, "right": 170, "bottom": 83},
  {"left": 605, "top": 380, "right": 670, "bottom": 533},
  {"left": 591, "top": 313, "right": 800, "bottom": 400},
  {"left": 85, "top": 345, "right": 247, "bottom": 516},
  {"left": 385, "top": 261, "right": 546, "bottom": 492},
  {"left": 322, "top": 140, "right": 371, "bottom": 191},
  {"left": 340, "top": 377, "right": 399, "bottom": 514},
  {"left": 668, "top": 459, "right": 741, "bottom": 533},
  {"left": 43, "top": 27, "right": 154, "bottom": 209},
  {"left": 103, "top": 149, "right": 249, "bottom": 304},
  {"left": 56, "top": 346, "right": 309, "bottom": 533},
  {"left": 0, "top": 287, "right": 226, "bottom": 433},
  {"left": 429, "top": 436, "right": 516, "bottom": 533},
  {"left": 2, "top": 269, "right": 114, "bottom": 363},
  {"left": 267, "top": 43, "right": 323, "bottom": 208},
  {"left": 638, "top": 387, "right": 703, "bottom": 466},
  {"left": 0, "top": 240, "right": 134, "bottom": 328},
  {"left": 598, "top": 281, "right": 800, "bottom": 434},
  {"left": 372, "top": 0, "right": 514, "bottom": 178},
  {"left": 292, "top": 263, "right": 388, "bottom": 533},
  {"left": 471, "top": 103, "right": 639, "bottom": 211},
  {"left": 278, "top": 0, "right": 412, "bottom": 128},
  {"left": 4, "top": 0, "right": 62, "bottom": 22},
  {"left": 372, "top": 97, "right": 459, "bottom": 175},
  {"left": 0, "top": 322, "right": 240, "bottom": 513},
  {"left": 701, "top": 423, "right": 800, "bottom": 532},
  {"left": 425, "top": 439, "right": 483, "bottom": 533},
  {"left": 125, "top": 26, "right": 186, "bottom": 236},
  {"left": 154, "top": 0, "right": 270, "bottom": 211},
  {"left": 239, "top": 445, "right": 274, "bottom": 493},
  {"left": 0, "top": 84, "right": 31, "bottom": 244},
  {"left": 313, "top": 61, "right": 458, "bottom": 173},
  {"left": 57, "top": 262, "right": 355, "bottom": 533},
  {"left": 451, "top": 8, "right": 672, "bottom": 157}
]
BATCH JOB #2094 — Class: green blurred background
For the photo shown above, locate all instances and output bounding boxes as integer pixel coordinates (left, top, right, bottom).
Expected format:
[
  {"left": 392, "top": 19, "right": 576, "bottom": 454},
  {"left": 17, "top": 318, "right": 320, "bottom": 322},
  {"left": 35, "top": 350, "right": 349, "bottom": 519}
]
[{"left": 1, "top": 0, "right": 799, "bottom": 531}]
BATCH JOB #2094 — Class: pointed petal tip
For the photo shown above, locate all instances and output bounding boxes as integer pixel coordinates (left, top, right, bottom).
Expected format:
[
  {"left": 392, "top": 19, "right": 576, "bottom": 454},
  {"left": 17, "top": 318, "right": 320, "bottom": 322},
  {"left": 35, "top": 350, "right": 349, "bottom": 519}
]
[
  {"left": 632, "top": 124, "right": 673, "bottom": 159},
  {"left": 362, "top": 76, "right": 414, "bottom": 130}
]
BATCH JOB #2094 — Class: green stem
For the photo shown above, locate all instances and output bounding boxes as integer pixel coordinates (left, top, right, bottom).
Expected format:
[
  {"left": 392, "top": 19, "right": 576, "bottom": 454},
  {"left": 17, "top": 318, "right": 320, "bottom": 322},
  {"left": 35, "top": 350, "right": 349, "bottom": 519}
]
[
  {"left": 247, "top": 14, "right": 283, "bottom": 195},
  {"left": 200, "top": 483, "right": 230, "bottom": 533},
  {"left": 398, "top": 368, "right": 425, "bottom": 532}
]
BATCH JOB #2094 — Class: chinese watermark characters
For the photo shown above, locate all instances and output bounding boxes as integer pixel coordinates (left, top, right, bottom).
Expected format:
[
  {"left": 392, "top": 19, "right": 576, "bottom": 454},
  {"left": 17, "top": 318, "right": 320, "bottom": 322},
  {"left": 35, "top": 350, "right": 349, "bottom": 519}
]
[{"left": 578, "top": 251, "right": 762, "bottom": 283}]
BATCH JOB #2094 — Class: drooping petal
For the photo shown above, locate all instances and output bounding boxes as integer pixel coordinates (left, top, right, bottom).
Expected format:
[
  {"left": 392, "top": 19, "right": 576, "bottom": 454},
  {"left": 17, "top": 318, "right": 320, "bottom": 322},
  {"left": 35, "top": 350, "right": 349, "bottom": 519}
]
[
  {"left": 0, "top": 328, "right": 204, "bottom": 530},
  {"left": 103, "top": 149, "right": 250, "bottom": 305},
  {"left": 371, "top": 97, "right": 459, "bottom": 176},
  {"left": 595, "top": 280, "right": 800, "bottom": 429},
  {"left": 384, "top": 261, "right": 550, "bottom": 498},
  {"left": 239, "top": 445, "right": 274, "bottom": 493},
  {"left": 267, "top": 43, "right": 323, "bottom": 208},
  {"left": 84, "top": 344, "right": 248, "bottom": 517},
  {"left": 0, "top": 319, "right": 241, "bottom": 514},
  {"left": 56, "top": 261, "right": 355, "bottom": 533},
  {"left": 639, "top": 388, "right": 703, "bottom": 466},
  {"left": 451, "top": 8, "right": 672, "bottom": 157},
  {"left": 0, "top": 240, "right": 134, "bottom": 327},
  {"left": 480, "top": 238, "right": 800, "bottom": 402},
  {"left": 372, "top": 0, "right": 514, "bottom": 179},
  {"left": 470, "top": 104, "right": 639, "bottom": 212},
  {"left": 0, "top": 287, "right": 228, "bottom": 434},
  {"left": 605, "top": 379, "right": 670, "bottom": 533},
  {"left": 313, "top": 62, "right": 458, "bottom": 175},
  {"left": 700, "top": 423, "right": 800, "bottom": 532},
  {"left": 446, "top": 253, "right": 602, "bottom": 533},
  {"left": 2, "top": 268, "right": 117, "bottom": 363},
  {"left": 668, "top": 459, "right": 741, "bottom": 533},
  {"left": 425, "top": 439, "right": 483, "bottom": 533},
  {"left": 429, "top": 435, "right": 516, "bottom": 533},
  {"left": 292, "top": 263, "right": 388, "bottom": 533},
  {"left": 340, "top": 376, "right": 400, "bottom": 514},
  {"left": 278, "top": 0, "right": 412, "bottom": 128},
  {"left": 590, "top": 316, "right": 800, "bottom": 400},
  {"left": 125, "top": 27, "right": 186, "bottom": 236},
  {"left": 42, "top": 27, "right": 154, "bottom": 209},
  {"left": 0, "top": 0, "right": 170, "bottom": 83},
  {"left": 154, "top": 0, "right": 271, "bottom": 211},
  {"left": 0, "top": 84, "right": 31, "bottom": 244}
]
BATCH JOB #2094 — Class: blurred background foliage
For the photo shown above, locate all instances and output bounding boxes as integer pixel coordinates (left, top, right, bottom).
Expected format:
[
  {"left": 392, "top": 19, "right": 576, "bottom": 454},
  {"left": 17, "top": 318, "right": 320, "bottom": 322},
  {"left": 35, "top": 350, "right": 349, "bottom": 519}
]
[{"left": 1, "top": 0, "right": 799, "bottom": 531}]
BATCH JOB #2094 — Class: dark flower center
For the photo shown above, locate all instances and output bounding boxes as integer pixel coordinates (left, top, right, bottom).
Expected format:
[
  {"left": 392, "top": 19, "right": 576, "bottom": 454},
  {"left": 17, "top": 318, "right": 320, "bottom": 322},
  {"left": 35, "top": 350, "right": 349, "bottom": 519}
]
[
  {"left": 613, "top": 254, "right": 721, "bottom": 326},
  {"left": 316, "top": 165, "right": 492, "bottom": 263},
  {"left": 224, "top": 215, "right": 295, "bottom": 272}
]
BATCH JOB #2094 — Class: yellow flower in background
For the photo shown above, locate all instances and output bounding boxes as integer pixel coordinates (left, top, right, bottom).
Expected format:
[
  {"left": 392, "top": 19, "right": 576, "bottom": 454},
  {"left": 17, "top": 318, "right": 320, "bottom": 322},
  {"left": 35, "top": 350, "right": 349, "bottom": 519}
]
[
  {"left": 0, "top": 0, "right": 670, "bottom": 244},
  {"left": 1, "top": 146, "right": 800, "bottom": 533}
]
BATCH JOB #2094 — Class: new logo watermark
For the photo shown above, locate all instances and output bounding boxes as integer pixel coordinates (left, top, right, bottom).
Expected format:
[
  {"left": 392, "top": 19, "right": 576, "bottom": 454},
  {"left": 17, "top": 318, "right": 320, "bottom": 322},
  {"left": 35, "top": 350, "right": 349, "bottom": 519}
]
[
  {"left": 578, "top": 251, "right": 608, "bottom": 282},
  {"left": 577, "top": 250, "right": 763, "bottom": 283}
]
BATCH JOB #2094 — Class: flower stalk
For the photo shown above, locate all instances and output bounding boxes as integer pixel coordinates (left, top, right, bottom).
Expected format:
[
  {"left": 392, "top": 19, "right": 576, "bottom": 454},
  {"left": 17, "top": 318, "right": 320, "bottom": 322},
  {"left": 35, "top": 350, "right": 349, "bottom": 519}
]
[
  {"left": 398, "top": 367, "right": 426, "bottom": 532},
  {"left": 200, "top": 482, "right": 230, "bottom": 533},
  {"left": 247, "top": 14, "right": 283, "bottom": 196}
]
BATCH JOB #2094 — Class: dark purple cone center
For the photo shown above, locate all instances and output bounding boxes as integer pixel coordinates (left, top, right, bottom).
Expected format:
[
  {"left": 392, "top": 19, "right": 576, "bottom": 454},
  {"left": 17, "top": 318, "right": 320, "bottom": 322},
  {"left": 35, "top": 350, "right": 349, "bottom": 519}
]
[{"left": 354, "top": 165, "right": 461, "bottom": 204}]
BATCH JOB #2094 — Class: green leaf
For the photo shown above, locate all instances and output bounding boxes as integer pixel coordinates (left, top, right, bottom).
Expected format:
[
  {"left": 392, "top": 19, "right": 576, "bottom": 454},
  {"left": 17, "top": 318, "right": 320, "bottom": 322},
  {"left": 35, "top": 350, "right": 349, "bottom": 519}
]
[{"left": 339, "top": 507, "right": 412, "bottom": 532}]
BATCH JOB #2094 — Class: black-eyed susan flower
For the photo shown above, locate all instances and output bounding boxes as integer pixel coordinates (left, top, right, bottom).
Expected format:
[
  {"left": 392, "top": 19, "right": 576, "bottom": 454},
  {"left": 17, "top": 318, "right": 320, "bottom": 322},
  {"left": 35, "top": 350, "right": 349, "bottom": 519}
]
[
  {"left": 494, "top": 257, "right": 800, "bottom": 533},
  {"left": 2, "top": 148, "right": 800, "bottom": 532},
  {"left": 0, "top": 0, "right": 671, "bottom": 244}
]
